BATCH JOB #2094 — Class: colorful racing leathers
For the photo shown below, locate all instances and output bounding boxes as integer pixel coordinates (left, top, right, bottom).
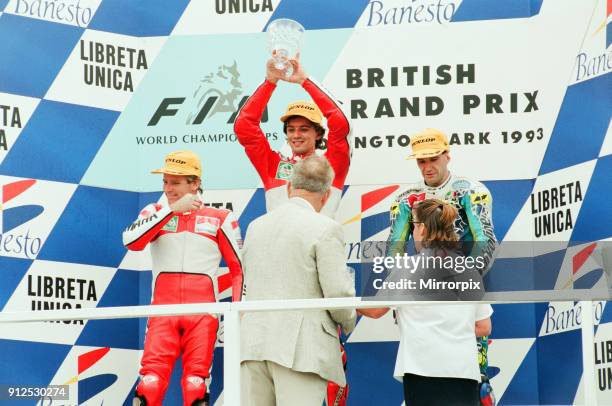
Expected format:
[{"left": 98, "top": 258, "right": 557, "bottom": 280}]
[
  {"left": 123, "top": 202, "right": 243, "bottom": 406},
  {"left": 234, "top": 77, "right": 351, "bottom": 217},
  {"left": 387, "top": 174, "right": 497, "bottom": 273}
]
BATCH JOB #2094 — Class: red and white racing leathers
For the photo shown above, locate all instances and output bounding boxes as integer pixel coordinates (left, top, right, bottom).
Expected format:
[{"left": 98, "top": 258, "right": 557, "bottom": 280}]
[
  {"left": 122, "top": 202, "right": 243, "bottom": 406},
  {"left": 234, "top": 78, "right": 351, "bottom": 217}
]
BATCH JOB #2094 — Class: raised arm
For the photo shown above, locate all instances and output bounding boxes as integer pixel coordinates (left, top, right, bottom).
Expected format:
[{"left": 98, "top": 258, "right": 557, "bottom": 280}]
[
  {"left": 303, "top": 78, "right": 351, "bottom": 188},
  {"left": 284, "top": 57, "right": 351, "bottom": 189},
  {"left": 233, "top": 79, "right": 281, "bottom": 188}
]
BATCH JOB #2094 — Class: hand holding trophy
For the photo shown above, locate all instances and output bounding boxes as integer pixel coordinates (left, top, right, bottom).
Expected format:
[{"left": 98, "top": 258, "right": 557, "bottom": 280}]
[
  {"left": 266, "top": 51, "right": 308, "bottom": 84},
  {"left": 266, "top": 18, "right": 305, "bottom": 79},
  {"left": 283, "top": 53, "right": 308, "bottom": 84}
]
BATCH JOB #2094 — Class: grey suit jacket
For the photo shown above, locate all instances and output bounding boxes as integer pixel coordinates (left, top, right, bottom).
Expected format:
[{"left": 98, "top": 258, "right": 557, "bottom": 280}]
[{"left": 240, "top": 197, "right": 356, "bottom": 385}]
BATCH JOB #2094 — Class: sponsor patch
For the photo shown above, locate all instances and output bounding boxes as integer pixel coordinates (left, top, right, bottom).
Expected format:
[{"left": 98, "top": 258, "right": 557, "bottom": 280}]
[
  {"left": 275, "top": 161, "right": 294, "bottom": 180},
  {"left": 452, "top": 180, "right": 471, "bottom": 190},
  {"left": 407, "top": 192, "right": 426, "bottom": 207},
  {"left": 470, "top": 193, "right": 491, "bottom": 205},
  {"left": 161, "top": 216, "right": 178, "bottom": 232},
  {"left": 195, "top": 216, "right": 220, "bottom": 235},
  {"left": 390, "top": 202, "right": 400, "bottom": 216}
]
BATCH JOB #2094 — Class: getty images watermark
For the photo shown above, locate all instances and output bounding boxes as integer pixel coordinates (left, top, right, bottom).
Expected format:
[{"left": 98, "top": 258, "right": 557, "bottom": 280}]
[
  {"left": 356, "top": 244, "right": 487, "bottom": 300},
  {"left": 355, "top": 240, "right": 612, "bottom": 302}
]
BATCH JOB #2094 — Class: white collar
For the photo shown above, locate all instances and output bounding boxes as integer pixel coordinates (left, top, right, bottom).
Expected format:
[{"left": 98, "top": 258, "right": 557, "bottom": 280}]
[{"left": 290, "top": 197, "right": 316, "bottom": 212}]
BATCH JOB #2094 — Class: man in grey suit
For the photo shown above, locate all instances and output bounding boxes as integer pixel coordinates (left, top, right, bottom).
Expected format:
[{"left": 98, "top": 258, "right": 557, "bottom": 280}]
[{"left": 240, "top": 155, "right": 356, "bottom": 406}]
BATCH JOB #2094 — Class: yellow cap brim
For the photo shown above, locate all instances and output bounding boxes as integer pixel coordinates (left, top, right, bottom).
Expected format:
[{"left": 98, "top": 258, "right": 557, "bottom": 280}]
[
  {"left": 406, "top": 148, "right": 447, "bottom": 160},
  {"left": 151, "top": 168, "right": 200, "bottom": 177},
  {"left": 280, "top": 112, "right": 322, "bottom": 124}
]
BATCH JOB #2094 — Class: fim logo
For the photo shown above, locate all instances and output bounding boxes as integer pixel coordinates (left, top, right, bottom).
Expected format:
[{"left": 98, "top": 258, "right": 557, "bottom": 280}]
[{"left": 148, "top": 61, "right": 269, "bottom": 126}]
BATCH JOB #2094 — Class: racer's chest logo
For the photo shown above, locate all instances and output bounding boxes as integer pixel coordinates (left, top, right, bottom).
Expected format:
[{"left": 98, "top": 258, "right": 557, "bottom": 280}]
[
  {"left": 161, "top": 216, "right": 178, "bottom": 232},
  {"left": 275, "top": 161, "right": 294, "bottom": 180},
  {"left": 407, "top": 192, "right": 426, "bottom": 207},
  {"left": 195, "top": 216, "right": 220, "bottom": 235}
]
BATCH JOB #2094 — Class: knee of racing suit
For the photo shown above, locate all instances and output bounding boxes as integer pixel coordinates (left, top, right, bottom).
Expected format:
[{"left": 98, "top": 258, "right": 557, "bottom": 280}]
[
  {"left": 182, "top": 375, "right": 207, "bottom": 406},
  {"left": 135, "top": 373, "right": 167, "bottom": 406}
]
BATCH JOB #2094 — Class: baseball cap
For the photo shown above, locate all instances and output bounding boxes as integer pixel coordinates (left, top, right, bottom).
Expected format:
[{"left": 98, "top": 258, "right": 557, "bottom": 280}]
[
  {"left": 407, "top": 128, "right": 450, "bottom": 159},
  {"left": 279, "top": 101, "right": 323, "bottom": 125},
  {"left": 151, "top": 150, "right": 202, "bottom": 178}
]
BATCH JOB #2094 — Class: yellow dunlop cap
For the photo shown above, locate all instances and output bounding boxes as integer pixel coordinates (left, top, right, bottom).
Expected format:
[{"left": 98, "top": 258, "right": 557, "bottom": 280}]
[
  {"left": 279, "top": 100, "right": 323, "bottom": 125},
  {"left": 407, "top": 129, "right": 450, "bottom": 160},
  {"left": 151, "top": 150, "right": 202, "bottom": 178}
]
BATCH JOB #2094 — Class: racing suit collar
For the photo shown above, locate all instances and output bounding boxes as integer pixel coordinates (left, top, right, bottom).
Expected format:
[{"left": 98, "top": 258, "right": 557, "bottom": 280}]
[
  {"left": 423, "top": 172, "right": 452, "bottom": 190},
  {"left": 290, "top": 150, "right": 316, "bottom": 162}
]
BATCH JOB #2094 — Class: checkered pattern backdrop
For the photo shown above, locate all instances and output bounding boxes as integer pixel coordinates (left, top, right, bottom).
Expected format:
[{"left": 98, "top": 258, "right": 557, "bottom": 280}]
[{"left": 0, "top": 0, "right": 610, "bottom": 404}]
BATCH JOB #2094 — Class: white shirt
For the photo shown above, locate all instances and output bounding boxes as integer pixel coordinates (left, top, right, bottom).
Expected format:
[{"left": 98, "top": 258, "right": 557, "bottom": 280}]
[{"left": 394, "top": 303, "right": 492, "bottom": 382}]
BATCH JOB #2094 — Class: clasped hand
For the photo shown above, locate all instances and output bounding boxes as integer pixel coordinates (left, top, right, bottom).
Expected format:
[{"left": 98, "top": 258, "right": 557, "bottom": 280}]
[{"left": 266, "top": 52, "right": 308, "bottom": 85}]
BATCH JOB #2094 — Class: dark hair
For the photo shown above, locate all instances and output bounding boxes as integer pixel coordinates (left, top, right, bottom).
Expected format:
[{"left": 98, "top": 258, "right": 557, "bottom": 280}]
[
  {"left": 282, "top": 116, "right": 326, "bottom": 150},
  {"left": 413, "top": 199, "right": 458, "bottom": 248},
  {"left": 186, "top": 175, "right": 203, "bottom": 194}
]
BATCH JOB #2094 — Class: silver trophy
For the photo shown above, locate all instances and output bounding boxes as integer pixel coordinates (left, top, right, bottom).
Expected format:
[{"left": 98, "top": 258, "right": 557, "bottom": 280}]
[{"left": 266, "top": 18, "right": 305, "bottom": 76}]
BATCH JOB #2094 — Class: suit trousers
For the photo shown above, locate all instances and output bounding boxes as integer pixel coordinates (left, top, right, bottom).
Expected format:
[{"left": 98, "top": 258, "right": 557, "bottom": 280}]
[{"left": 241, "top": 360, "right": 327, "bottom": 406}]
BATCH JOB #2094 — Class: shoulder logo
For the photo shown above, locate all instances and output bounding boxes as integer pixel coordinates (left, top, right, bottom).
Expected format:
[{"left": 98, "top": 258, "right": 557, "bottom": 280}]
[
  {"left": 161, "top": 216, "right": 178, "bottom": 232},
  {"left": 390, "top": 202, "right": 400, "bottom": 216},
  {"left": 452, "top": 180, "right": 471, "bottom": 190},
  {"left": 470, "top": 193, "right": 491, "bottom": 205}
]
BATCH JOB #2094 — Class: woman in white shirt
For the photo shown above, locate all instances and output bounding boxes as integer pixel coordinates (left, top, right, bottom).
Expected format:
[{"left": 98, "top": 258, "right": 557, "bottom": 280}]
[{"left": 361, "top": 199, "right": 492, "bottom": 406}]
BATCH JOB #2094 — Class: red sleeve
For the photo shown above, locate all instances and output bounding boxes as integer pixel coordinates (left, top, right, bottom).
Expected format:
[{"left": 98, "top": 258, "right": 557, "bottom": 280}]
[
  {"left": 234, "top": 80, "right": 281, "bottom": 189},
  {"left": 122, "top": 204, "right": 174, "bottom": 251},
  {"left": 217, "top": 211, "right": 244, "bottom": 302},
  {"left": 303, "top": 78, "right": 351, "bottom": 189}
]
